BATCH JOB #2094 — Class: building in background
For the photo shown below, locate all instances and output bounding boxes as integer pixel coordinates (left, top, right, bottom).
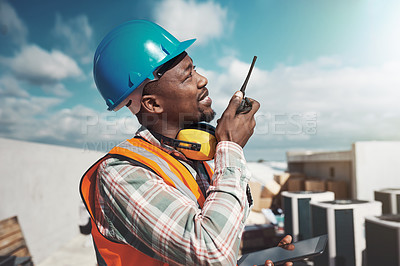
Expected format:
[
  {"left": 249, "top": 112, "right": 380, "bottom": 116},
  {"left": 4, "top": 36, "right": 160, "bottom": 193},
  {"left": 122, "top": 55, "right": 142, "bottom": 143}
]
[{"left": 286, "top": 141, "right": 400, "bottom": 200}]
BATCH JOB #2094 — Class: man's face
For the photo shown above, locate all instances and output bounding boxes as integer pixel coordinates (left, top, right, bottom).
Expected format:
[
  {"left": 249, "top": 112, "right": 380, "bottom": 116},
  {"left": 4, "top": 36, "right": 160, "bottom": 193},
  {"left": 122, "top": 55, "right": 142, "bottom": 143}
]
[{"left": 155, "top": 54, "right": 215, "bottom": 127}]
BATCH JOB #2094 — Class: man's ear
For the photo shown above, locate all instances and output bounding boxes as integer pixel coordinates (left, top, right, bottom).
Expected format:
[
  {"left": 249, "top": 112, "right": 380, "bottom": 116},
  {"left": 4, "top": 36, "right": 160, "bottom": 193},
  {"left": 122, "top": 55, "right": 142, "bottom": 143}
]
[{"left": 141, "top": 95, "right": 164, "bottom": 114}]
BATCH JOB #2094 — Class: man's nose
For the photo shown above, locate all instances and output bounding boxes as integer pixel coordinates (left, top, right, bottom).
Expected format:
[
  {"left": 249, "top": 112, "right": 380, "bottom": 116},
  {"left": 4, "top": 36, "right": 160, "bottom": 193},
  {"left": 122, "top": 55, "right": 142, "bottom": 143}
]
[{"left": 197, "top": 72, "right": 208, "bottom": 88}]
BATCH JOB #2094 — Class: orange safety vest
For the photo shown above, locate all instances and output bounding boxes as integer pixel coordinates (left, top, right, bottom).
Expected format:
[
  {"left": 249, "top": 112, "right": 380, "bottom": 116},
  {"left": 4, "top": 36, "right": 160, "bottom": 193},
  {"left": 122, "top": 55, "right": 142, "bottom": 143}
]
[{"left": 80, "top": 137, "right": 214, "bottom": 266}]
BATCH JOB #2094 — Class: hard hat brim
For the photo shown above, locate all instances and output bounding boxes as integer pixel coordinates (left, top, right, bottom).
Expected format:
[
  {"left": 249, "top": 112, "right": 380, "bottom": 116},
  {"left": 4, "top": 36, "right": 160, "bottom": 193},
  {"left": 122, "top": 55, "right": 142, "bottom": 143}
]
[{"left": 153, "top": 38, "right": 196, "bottom": 75}]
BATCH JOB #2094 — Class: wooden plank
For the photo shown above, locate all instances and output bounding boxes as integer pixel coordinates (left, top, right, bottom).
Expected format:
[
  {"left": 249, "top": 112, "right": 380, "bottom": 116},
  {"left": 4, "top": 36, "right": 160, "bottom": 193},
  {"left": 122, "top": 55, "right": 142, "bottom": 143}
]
[
  {"left": 0, "top": 238, "right": 27, "bottom": 256},
  {"left": 0, "top": 217, "right": 18, "bottom": 229},
  {"left": 12, "top": 246, "right": 30, "bottom": 258},
  {"left": 0, "top": 224, "right": 21, "bottom": 241},
  {"left": 0, "top": 231, "right": 25, "bottom": 249},
  {"left": 0, "top": 218, "right": 21, "bottom": 239},
  {"left": 0, "top": 216, "right": 31, "bottom": 258}
]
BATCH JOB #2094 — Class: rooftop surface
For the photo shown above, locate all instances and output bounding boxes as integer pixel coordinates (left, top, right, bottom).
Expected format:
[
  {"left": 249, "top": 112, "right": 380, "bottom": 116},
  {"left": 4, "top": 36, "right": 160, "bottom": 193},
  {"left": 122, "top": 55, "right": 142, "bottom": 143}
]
[{"left": 37, "top": 234, "right": 96, "bottom": 266}]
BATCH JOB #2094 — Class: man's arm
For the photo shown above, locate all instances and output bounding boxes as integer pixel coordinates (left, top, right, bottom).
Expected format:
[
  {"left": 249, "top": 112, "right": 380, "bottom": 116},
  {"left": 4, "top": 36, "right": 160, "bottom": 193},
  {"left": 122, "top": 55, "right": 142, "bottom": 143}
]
[{"left": 96, "top": 141, "right": 251, "bottom": 265}]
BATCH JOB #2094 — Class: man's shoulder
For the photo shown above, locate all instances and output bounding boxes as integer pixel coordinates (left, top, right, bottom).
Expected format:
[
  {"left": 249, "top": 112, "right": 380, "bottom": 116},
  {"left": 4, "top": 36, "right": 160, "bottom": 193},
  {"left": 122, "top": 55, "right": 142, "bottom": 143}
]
[
  {"left": 97, "top": 156, "right": 131, "bottom": 176},
  {"left": 97, "top": 154, "right": 158, "bottom": 181}
]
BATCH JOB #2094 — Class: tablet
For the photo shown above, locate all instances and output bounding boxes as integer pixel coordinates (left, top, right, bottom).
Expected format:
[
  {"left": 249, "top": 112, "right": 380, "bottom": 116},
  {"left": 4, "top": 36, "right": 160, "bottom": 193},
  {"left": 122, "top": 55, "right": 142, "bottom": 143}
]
[{"left": 237, "top": 234, "right": 328, "bottom": 266}]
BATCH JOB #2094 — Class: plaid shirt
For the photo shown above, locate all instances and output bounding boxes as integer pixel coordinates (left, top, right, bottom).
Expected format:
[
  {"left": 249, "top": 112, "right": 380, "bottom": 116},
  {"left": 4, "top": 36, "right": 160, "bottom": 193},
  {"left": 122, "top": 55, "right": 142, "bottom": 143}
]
[{"left": 95, "top": 126, "right": 252, "bottom": 265}]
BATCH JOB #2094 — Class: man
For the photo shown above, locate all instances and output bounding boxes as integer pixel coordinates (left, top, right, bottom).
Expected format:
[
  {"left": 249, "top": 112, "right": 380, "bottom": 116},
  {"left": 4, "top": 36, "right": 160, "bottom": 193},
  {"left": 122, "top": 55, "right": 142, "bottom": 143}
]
[{"left": 81, "top": 20, "right": 292, "bottom": 266}]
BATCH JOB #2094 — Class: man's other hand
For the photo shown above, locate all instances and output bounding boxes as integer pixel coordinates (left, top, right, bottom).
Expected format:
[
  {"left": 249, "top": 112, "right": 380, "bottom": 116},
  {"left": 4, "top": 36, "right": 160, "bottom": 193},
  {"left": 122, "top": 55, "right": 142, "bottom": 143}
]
[
  {"left": 263, "top": 235, "right": 294, "bottom": 266},
  {"left": 215, "top": 91, "right": 260, "bottom": 147}
]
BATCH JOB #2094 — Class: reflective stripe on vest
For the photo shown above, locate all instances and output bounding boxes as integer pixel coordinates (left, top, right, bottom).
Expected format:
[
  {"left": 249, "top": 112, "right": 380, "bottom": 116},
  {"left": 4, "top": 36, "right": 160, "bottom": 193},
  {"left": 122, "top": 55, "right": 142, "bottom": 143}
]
[
  {"left": 113, "top": 138, "right": 206, "bottom": 207},
  {"left": 80, "top": 137, "right": 214, "bottom": 266}
]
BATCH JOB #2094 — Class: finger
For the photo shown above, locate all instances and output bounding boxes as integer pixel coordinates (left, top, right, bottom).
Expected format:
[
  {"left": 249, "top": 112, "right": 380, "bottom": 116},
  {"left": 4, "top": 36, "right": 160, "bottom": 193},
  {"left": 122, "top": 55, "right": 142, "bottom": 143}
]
[
  {"left": 245, "top": 98, "right": 260, "bottom": 116},
  {"left": 282, "top": 244, "right": 295, "bottom": 251},
  {"left": 279, "top": 235, "right": 293, "bottom": 246},
  {"left": 282, "top": 235, "right": 292, "bottom": 243},
  {"left": 264, "top": 260, "right": 274, "bottom": 266},
  {"left": 284, "top": 262, "right": 293, "bottom": 266},
  {"left": 224, "top": 91, "right": 243, "bottom": 116}
]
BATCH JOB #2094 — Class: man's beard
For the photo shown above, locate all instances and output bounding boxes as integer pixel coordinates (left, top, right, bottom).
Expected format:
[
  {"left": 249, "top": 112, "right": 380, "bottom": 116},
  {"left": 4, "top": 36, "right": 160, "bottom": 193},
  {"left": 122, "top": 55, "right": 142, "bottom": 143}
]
[{"left": 199, "top": 109, "right": 216, "bottom": 123}]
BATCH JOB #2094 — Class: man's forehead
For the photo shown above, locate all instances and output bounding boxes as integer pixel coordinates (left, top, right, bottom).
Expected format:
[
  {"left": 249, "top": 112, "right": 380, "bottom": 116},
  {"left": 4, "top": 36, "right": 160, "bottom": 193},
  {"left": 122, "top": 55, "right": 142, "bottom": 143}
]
[
  {"left": 181, "top": 56, "right": 193, "bottom": 72},
  {"left": 167, "top": 54, "right": 193, "bottom": 76},
  {"left": 154, "top": 52, "right": 190, "bottom": 80},
  {"left": 177, "top": 54, "right": 193, "bottom": 69}
]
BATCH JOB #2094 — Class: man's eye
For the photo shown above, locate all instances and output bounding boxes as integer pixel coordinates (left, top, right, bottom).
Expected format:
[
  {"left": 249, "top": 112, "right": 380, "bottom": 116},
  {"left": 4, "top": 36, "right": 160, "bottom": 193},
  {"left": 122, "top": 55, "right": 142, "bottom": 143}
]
[
  {"left": 183, "top": 65, "right": 196, "bottom": 82},
  {"left": 186, "top": 68, "right": 195, "bottom": 79},
  {"left": 188, "top": 66, "right": 197, "bottom": 77}
]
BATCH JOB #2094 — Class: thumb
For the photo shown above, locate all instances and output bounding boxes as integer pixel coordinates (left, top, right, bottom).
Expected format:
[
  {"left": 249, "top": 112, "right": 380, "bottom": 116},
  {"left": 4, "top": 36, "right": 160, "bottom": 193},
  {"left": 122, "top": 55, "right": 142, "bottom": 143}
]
[{"left": 225, "top": 91, "right": 243, "bottom": 115}]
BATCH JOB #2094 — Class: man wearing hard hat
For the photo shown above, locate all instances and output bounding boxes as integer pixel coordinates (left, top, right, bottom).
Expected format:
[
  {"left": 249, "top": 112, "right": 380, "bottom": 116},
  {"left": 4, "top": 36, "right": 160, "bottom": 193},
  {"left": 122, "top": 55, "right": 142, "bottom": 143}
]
[{"left": 80, "top": 20, "right": 292, "bottom": 266}]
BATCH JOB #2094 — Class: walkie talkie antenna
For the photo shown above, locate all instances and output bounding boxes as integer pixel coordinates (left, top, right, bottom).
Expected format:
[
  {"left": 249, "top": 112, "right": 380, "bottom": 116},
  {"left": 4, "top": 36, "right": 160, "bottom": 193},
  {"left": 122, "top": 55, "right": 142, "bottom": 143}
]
[
  {"left": 240, "top": 56, "right": 257, "bottom": 96},
  {"left": 236, "top": 55, "right": 257, "bottom": 114}
]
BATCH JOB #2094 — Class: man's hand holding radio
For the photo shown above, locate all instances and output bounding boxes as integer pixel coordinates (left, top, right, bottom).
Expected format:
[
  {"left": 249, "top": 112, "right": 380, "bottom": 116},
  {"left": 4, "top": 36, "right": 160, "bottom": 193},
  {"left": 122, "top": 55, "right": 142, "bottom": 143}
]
[{"left": 215, "top": 91, "right": 260, "bottom": 147}]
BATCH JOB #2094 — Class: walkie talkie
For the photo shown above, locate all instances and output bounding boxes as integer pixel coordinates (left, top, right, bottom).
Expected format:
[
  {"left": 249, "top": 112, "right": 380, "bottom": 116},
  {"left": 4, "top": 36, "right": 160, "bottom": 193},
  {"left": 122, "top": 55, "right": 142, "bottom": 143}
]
[{"left": 236, "top": 56, "right": 257, "bottom": 114}]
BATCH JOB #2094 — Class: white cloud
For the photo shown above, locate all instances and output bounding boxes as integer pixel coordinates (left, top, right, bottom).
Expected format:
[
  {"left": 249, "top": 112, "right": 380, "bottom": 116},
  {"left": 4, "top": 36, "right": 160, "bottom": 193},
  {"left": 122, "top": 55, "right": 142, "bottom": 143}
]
[
  {"left": 0, "top": 1, "right": 27, "bottom": 45},
  {"left": 153, "top": 0, "right": 231, "bottom": 45},
  {"left": 0, "top": 75, "right": 29, "bottom": 98},
  {"left": 45, "top": 106, "right": 139, "bottom": 144},
  {"left": 42, "top": 83, "right": 72, "bottom": 97},
  {"left": 0, "top": 96, "right": 62, "bottom": 128},
  {"left": 1, "top": 44, "right": 83, "bottom": 85},
  {"left": 52, "top": 14, "right": 94, "bottom": 64},
  {"left": 201, "top": 56, "right": 400, "bottom": 152},
  {"left": 0, "top": 94, "right": 140, "bottom": 150},
  {"left": 1, "top": 51, "right": 399, "bottom": 160}
]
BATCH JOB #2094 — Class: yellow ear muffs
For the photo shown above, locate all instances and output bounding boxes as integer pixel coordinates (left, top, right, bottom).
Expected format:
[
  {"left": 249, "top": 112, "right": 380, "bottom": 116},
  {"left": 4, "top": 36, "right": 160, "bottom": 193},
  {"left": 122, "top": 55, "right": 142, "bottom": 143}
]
[
  {"left": 176, "top": 123, "right": 216, "bottom": 161},
  {"left": 151, "top": 123, "right": 216, "bottom": 161}
]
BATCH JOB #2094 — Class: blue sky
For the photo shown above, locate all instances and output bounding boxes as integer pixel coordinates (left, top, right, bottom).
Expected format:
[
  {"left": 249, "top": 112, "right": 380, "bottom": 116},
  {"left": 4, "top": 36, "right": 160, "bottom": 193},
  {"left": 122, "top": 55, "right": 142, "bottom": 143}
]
[{"left": 1, "top": 0, "right": 399, "bottom": 161}]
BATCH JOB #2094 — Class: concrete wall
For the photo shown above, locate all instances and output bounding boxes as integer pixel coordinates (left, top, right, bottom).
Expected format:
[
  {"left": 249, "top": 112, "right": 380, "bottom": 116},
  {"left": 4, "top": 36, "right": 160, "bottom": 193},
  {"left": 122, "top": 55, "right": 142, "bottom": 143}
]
[
  {"left": 0, "top": 138, "right": 104, "bottom": 263},
  {"left": 352, "top": 141, "right": 400, "bottom": 201}
]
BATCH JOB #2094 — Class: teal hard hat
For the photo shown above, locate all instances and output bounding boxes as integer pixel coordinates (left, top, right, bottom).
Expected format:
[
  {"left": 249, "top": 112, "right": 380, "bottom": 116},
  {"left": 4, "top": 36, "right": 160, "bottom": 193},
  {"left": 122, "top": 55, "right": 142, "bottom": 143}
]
[{"left": 93, "top": 20, "right": 196, "bottom": 112}]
